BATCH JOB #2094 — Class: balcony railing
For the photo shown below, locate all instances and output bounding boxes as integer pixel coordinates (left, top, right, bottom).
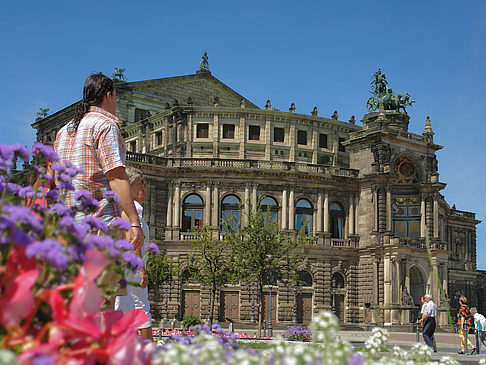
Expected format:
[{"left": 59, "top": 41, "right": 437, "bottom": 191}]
[{"left": 126, "top": 152, "right": 359, "bottom": 178}]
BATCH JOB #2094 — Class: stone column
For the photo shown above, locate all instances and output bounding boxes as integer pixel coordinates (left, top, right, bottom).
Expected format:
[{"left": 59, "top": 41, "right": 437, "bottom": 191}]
[
  {"left": 394, "top": 259, "right": 401, "bottom": 304},
  {"left": 431, "top": 257, "right": 439, "bottom": 307},
  {"left": 281, "top": 188, "right": 288, "bottom": 230},
  {"left": 289, "top": 124, "right": 296, "bottom": 163},
  {"left": 187, "top": 114, "right": 193, "bottom": 157},
  {"left": 244, "top": 185, "right": 250, "bottom": 224},
  {"left": 355, "top": 194, "right": 359, "bottom": 236},
  {"left": 317, "top": 191, "right": 323, "bottom": 232},
  {"left": 239, "top": 115, "right": 246, "bottom": 159},
  {"left": 149, "top": 180, "right": 156, "bottom": 227},
  {"left": 349, "top": 194, "right": 354, "bottom": 236},
  {"left": 372, "top": 259, "right": 379, "bottom": 324},
  {"left": 312, "top": 129, "right": 318, "bottom": 164},
  {"left": 164, "top": 118, "right": 169, "bottom": 156},
  {"left": 166, "top": 182, "right": 173, "bottom": 235},
  {"left": 173, "top": 183, "right": 180, "bottom": 228},
  {"left": 265, "top": 119, "right": 271, "bottom": 160},
  {"left": 212, "top": 184, "right": 219, "bottom": 227},
  {"left": 386, "top": 187, "right": 392, "bottom": 232},
  {"left": 383, "top": 255, "right": 392, "bottom": 324},
  {"left": 205, "top": 184, "right": 212, "bottom": 226},
  {"left": 213, "top": 113, "right": 219, "bottom": 158},
  {"left": 433, "top": 194, "right": 439, "bottom": 238},
  {"left": 373, "top": 188, "right": 378, "bottom": 232},
  {"left": 324, "top": 191, "right": 329, "bottom": 233},
  {"left": 420, "top": 194, "right": 426, "bottom": 238},
  {"left": 289, "top": 188, "right": 295, "bottom": 230},
  {"left": 251, "top": 184, "right": 258, "bottom": 212},
  {"left": 404, "top": 262, "right": 410, "bottom": 293}
]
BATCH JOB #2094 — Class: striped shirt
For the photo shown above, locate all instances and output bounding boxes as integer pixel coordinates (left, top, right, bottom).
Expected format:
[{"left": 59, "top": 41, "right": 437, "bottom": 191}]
[{"left": 55, "top": 106, "right": 126, "bottom": 225}]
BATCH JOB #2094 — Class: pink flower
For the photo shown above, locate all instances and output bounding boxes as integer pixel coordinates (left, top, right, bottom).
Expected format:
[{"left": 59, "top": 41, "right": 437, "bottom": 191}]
[{"left": 0, "top": 269, "right": 39, "bottom": 328}]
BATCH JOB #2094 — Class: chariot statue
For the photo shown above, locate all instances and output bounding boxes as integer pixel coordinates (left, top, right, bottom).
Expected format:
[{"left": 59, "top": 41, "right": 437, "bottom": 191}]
[
  {"left": 112, "top": 67, "right": 126, "bottom": 80},
  {"left": 37, "top": 108, "right": 49, "bottom": 118},
  {"left": 366, "top": 69, "right": 415, "bottom": 113}
]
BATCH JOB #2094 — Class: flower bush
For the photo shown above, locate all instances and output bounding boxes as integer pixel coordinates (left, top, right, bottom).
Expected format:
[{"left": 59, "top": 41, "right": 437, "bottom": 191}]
[
  {"left": 282, "top": 325, "right": 312, "bottom": 341},
  {"left": 0, "top": 143, "right": 466, "bottom": 364}
]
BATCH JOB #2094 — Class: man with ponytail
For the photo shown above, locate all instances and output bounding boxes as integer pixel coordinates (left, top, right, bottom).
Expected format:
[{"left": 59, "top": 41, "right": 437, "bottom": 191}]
[{"left": 55, "top": 72, "right": 144, "bottom": 278}]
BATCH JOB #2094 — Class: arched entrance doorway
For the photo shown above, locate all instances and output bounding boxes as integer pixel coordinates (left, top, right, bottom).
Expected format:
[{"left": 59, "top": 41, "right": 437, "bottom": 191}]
[
  {"left": 331, "top": 272, "right": 346, "bottom": 324},
  {"left": 410, "top": 266, "right": 425, "bottom": 306}
]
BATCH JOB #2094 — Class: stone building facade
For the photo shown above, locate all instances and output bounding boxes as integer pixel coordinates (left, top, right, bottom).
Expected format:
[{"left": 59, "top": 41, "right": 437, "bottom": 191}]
[{"left": 31, "top": 64, "right": 481, "bottom": 329}]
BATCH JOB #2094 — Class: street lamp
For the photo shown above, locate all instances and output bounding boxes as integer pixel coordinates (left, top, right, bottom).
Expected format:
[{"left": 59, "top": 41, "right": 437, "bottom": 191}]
[
  {"left": 268, "top": 277, "right": 274, "bottom": 338},
  {"left": 292, "top": 281, "right": 303, "bottom": 324},
  {"left": 331, "top": 278, "right": 337, "bottom": 316}
]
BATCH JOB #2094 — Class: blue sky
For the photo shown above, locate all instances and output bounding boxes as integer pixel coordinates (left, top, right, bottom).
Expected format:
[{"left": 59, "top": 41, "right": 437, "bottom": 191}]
[{"left": 1, "top": 1, "right": 485, "bottom": 267}]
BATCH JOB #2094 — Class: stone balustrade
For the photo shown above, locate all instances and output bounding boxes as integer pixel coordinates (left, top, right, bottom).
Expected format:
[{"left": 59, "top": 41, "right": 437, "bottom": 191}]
[{"left": 126, "top": 152, "right": 359, "bottom": 178}]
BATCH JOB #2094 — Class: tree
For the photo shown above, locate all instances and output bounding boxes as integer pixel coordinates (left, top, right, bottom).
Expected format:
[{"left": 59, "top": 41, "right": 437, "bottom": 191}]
[
  {"left": 191, "top": 225, "right": 234, "bottom": 325},
  {"left": 225, "top": 203, "right": 312, "bottom": 337}
]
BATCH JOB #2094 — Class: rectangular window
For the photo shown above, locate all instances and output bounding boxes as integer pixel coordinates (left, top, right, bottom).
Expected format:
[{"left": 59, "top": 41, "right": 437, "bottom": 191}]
[
  {"left": 319, "top": 134, "right": 328, "bottom": 148},
  {"left": 130, "top": 140, "right": 136, "bottom": 152},
  {"left": 222, "top": 124, "right": 235, "bottom": 139},
  {"left": 156, "top": 131, "right": 162, "bottom": 145},
  {"left": 134, "top": 108, "right": 150, "bottom": 123},
  {"left": 197, "top": 123, "right": 209, "bottom": 138},
  {"left": 338, "top": 137, "right": 346, "bottom": 152},
  {"left": 248, "top": 125, "right": 260, "bottom": 140},
  {"left": 274, "top": 127, "right": 284, "bottom": 142},
  {"left": 297, "top": 130, "right": 307, "bottom": 145}
]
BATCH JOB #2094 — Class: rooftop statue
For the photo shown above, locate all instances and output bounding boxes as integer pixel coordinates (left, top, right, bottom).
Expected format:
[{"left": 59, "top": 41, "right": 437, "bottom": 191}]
[
  {"left": 200, "top": 51, "right": 210, "bottom": 72},
  {"left": 112, "top": 67, "right": 126, "bottom": 80},
  {"left": 366, "top": 69, "right": 415, "bottom": 113},
  {"left": 37, "top": 108, "right": 49, "bottom": 118}
]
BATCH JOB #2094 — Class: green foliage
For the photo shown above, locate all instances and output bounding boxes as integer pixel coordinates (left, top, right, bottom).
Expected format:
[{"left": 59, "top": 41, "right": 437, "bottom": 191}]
[
  {"left": 225, "top": 202, "right": 311, "bottom": 288},
  {"left": 224, "top": 198, "right": 313, "bottom": 336},
  {"left": 190, "top": 225, "right": 234, "bottom": 324},
  {"left": 181, "top": 313, "right": 204, "bottom": 330},
  {"left": 146, "top": 252, "right": 177, "bottom": 290}
]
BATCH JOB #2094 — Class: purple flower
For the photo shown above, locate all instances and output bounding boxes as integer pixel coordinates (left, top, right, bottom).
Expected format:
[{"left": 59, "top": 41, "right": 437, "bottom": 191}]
[
  {"left": 78, "top": 197, "right": 100, "bottom": 213},
  {"left": 59, "top": 216, "right": 74, "bottom": 230},
  {"left": 48, "top": 203, "right": 72, "bottom": 217},
  {"left": 51, "top": 163, "right": 65, "bottom": 172},
  {"left": 148, "top": 242, "right": 160, "bottom": 255},
  {"left": 46, "top": 189, "right": 60, "bottom": 202},
  {"left": 32, "top": 142, "right": 58, "bottom": 162},
  {"left": 115, "top": 239, "right": 134, "bottom": 251},
  {"left": 121, "top": 251, "right": 143, "bottom": 270},
  {"left": 112, "top": 217, "right": 130, "bottom": 231},
  {"left": 25, "top": 239, "right": 68, "bottom": 270},
  {"left": 74, "top": 191, "right": 91, "bottom": 200},
  {"left": 103, "top": 190, "right": 118, "bottom": 203},
  {"left": 18, "top": 186, "right": 35, "bottom": 199},
  {"left": 32, "top": 355, "right": 56, "bottom": 365},
  {"left": 86, "top": 234, "right": 114, "bottom": 249},
  {"left": 82, "top": 217, "right": 108, "bottom": 232},
  {"left": 4, "top": 205, "right": 43, "bottom": 233},
  {"left": 347, "top": 354, "right": 365, "bottom": 365},
  {"left": 0, "top": 216, "right": 32, "bottom": 245},
  {"left": 107, "top": 247, "right": 121, "bottom": 258},
  {"left": 57, "top": 182, "right": 74, "bottom": 191}
]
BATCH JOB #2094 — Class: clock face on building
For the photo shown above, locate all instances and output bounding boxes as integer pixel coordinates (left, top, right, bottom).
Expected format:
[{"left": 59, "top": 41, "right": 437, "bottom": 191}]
[{"left": 399, "top": 161, "right": 415, "bottom": 177}]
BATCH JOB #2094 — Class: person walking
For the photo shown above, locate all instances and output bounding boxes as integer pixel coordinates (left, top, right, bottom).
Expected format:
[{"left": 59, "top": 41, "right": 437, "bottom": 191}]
[
  {"left": 457, "top": 296, "right": 475, "bottom": 354},
  {"left": 55, "top": 73, "right": 144, "bottom": 308},
  {"left": 419, "top": 294, "right": 437, "bottom": 351},
  {"left": 420, "top": 295, "right": 437, "bottom": 352},
  {"left": 470, "top": 307, "right": 486, "bottom": 354},
  {"left": 115, "top": 167, "right": 152, "bottom": 340}
]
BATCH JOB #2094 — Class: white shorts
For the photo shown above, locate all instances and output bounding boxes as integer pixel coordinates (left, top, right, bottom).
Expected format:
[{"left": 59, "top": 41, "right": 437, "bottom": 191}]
[{"left": 115, "top": 271, "right": 152, "bottom": 329}]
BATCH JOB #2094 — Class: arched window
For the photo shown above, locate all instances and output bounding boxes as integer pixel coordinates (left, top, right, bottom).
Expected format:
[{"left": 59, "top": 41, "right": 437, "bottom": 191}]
[
  {"left": 221, "top": 195, "right": 241, "bottom": 231},
  {"left": 296, "top": 271, "right": 313, "bottom": 287},
  {"left": 331, "top": 272, "right": 345, "bottom": 289},
  {"left": 295, "top": 199, "right": 313, "bottom": 233},
  {"left": 409, "top": 266, "right": 425, "bottom": 306},
  {"left": 259, "top": 196, "right": 278, "bottom": 223},
  {"left": 330, "top": 202, "right": 345, "bottom": 238},
  {"left": 182, "top": 194, "right": 204, "bottom": 232}
]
